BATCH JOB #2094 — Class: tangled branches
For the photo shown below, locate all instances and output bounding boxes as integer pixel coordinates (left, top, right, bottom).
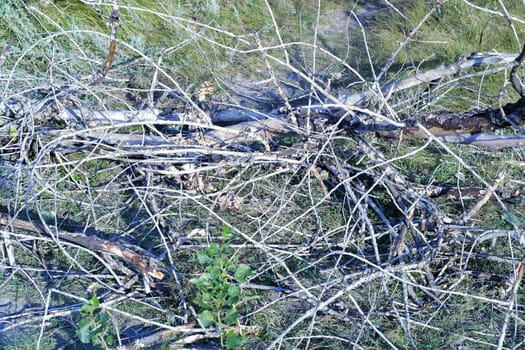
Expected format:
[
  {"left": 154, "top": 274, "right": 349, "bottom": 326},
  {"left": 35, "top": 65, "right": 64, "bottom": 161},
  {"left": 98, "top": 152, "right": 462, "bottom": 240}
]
[{"left": 0, "top": 1, "right": 525, "bottom": 349}]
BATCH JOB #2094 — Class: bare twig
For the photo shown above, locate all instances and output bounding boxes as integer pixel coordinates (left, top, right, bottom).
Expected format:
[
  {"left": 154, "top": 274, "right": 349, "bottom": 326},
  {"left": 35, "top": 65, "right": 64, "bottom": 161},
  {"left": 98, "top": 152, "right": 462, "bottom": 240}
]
[
  {"left": 511, "top": 43, "right": 525, "bottom": 98},
  {"left": 461, "top": 171, "right": 506, "bottom": 223},
  {"left": 90, "top": 0, "right": 120, "bottom": 85}
]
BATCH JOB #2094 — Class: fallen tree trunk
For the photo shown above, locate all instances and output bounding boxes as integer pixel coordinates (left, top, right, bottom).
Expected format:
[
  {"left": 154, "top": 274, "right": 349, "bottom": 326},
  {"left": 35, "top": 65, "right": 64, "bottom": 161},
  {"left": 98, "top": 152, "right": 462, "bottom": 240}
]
[
  {"left": 61, "top": 52, "right": 525, "bottom": 148},
  {"left": 4, "top": 103, "right": 524, "bottom": 151},
  {"left": 1, "top": 51, "right": 524, "bottom": 154}
]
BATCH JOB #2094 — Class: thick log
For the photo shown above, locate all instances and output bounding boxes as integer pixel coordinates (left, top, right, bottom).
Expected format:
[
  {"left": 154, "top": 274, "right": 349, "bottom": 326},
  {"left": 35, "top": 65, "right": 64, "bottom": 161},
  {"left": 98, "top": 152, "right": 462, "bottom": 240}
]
[{"left": 58, "top": 107, "right": 271, "bottom": 126}]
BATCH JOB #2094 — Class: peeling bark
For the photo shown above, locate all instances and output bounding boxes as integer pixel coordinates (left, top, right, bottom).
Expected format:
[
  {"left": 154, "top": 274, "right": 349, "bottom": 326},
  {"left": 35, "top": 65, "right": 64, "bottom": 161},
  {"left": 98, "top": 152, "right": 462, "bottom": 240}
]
[
  {"left": 0, "top": 214, "right": 164, "bottom": 280},
  {"left": 1, "top": 51, "right": 524, "bottom": 150}
]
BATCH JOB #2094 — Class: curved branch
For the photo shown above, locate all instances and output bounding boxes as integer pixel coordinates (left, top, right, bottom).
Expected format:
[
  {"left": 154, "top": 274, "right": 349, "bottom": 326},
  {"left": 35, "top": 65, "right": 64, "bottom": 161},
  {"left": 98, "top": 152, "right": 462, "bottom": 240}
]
[
  {"left": 343, "top": 52, "right": 517, "bottom": 106},
  {"left": 511, "top": 43, "right": 525, "bottom": 98},
  {"left": 0, "top": 214, "right": 164, "bottom": 280}
]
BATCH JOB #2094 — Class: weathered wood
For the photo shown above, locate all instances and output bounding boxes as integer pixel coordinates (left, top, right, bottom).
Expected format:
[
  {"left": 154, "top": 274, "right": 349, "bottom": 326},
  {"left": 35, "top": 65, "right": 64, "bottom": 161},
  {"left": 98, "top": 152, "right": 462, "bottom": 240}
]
[
  {"left": 511, "top": 44, "right": 525, "bottom": 98},
  {"left": 0, "top": 214, "right": 164, "bottom": 280},
  {"left": 435, "top": 133, "right": 525, "bottom": 149},
  {"left": 1, "top": 51, "right": 523, "bottom": 151},
  {"left": 342, "top": 52, "right": 518, "bottom": 106}
]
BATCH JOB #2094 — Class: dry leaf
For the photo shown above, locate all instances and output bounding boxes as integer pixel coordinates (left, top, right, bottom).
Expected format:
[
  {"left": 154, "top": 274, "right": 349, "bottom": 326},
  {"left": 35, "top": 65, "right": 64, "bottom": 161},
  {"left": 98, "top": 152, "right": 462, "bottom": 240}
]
[
  {"left": 197, "top": 81, "right": 215, "bottom": 102},
  {"left": 217, "top": 192, "right": 244, "bottom": 212}
]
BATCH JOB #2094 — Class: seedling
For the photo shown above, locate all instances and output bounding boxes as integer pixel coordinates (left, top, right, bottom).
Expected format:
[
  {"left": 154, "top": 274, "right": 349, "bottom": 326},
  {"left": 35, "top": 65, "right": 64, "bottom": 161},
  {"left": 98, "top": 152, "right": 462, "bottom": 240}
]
[
  {"left": 190, "top": 226, "right": 253, "bottom": 348},
  {"left": 76, "top": 294, "right": 115, "bottom": 349}
]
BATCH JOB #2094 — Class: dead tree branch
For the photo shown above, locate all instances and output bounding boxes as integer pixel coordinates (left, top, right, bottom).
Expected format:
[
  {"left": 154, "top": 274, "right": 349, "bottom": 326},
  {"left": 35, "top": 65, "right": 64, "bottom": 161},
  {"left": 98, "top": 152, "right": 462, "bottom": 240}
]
[
  {"left": 511, "top": 43, "right": 525, "bottom": 98},
  {"left": 343, "top": 52, "right": 517, "bottom": 106},
  {"left": 0, "top": 214, "right": 164, "bottom": 280},
  {"left": 90, "top": 0, "right": 120, "bottom": 85}
]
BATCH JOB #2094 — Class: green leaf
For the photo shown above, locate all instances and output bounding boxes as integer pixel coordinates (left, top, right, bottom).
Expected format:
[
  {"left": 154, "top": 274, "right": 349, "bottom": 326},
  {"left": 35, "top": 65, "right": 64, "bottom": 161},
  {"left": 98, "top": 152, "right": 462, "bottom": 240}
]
[
  {"left": 221, "top": 225, "right": 232, "bottom": 241},
  {"left": 227, "top": 285, "right": 240, "bottom": 299},
  {"left": 90, "top": 294, "right": 100, "bottom": 308},
  {"left": 98, "top": 312, "right": 110, "bottom": 325},
  {"left": 198, "top": 292, "right": 213, "bottom": 308},
  {"left": 81, "top": 294, "right": 100, "bottom": 315},
  {"left": 234, "top": 264, "right": 253, "bottom": 283},
  {"left": 224, "top": 307, "right": 240, "bottom": 325},
  {"left": 225, "top": 331, "right": 243, "bottom": 349},
  {"left": 198, "top": 310, "right": 216, "bottom": 327},
  {"left": 76, "top": 318, "right": 92, "bottom": 344},
  {"left": 80, "top": 294, "right": 99, "bottom": 315},
  {"left": 8, "top": 124, "right": 18, "bottom": 137},
  {"left": 208, "top": 242, "right": 220, "bottom": 255},
  {"left": 81, "top": 304, "right": 95, "bottom": 315},
  {"left": 195, "top": 273, "right": 212, "bottom": 289},
  {"left": 91, "top": 333, "right": 103, "bottom": 346},
  {"left": 197, "top": 252, "right": 213, "bottom": 266},
  {"left": 106, "top": 334, "right": 115, "bottom": 347},
  {"left": 210, "top": 265, "right": 222, "bottom": 279}
]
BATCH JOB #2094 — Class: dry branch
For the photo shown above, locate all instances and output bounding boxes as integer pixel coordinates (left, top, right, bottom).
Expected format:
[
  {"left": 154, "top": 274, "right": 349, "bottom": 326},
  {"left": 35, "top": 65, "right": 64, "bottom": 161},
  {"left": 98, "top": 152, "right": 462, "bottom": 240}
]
[
  {"left": 0, "top": 50, "right": 523, "bottom": 154},
  {"left": 343, "top": 52, "right": 518, "bottom": 106},
  {"left": 0, "top": 214, "right": 164, "bottom": 280},
  {"left": 461, "top": 171, "right": 506, "bottom": 223},
  {"left": 38, "top": 102, "right": 525, "bottom": 152},
  {"left": 511, "top": 43, "right": 525, "bottom": 98},
  {"left": 89, "top": 0, "right": 120, "bottom": 85},
  {"left": 49, "top": 53, "right": 525, "bottom": 149},
  {"left": 435, "top": 133, "right": 525, "bottom": 149},
  {"left": 1, "top": 3, "right": 524, "bottom": 349}
]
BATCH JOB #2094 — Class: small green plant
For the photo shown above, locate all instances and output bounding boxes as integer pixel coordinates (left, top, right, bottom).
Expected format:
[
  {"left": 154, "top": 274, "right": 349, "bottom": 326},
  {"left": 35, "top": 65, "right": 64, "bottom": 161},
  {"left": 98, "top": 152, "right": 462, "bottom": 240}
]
[
  {"left": 190, "top": 226, "right": 253, "bottom": 349},
  {"left": 76, "top": 294, "right": 115, "bottom": 349}
]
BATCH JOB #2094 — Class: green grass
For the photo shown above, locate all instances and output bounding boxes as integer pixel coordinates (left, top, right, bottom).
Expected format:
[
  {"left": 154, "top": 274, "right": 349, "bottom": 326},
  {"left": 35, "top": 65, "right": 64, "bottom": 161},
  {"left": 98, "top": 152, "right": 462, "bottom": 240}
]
[
  {"left": 371, "top": 1, "right": 525, "bottom": 67},
  {"left": 367, "top": 0, "right": 525, "bottom": 110},
  {"left": 0, "top": 1, "right": 341, "bottom": 93}
]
